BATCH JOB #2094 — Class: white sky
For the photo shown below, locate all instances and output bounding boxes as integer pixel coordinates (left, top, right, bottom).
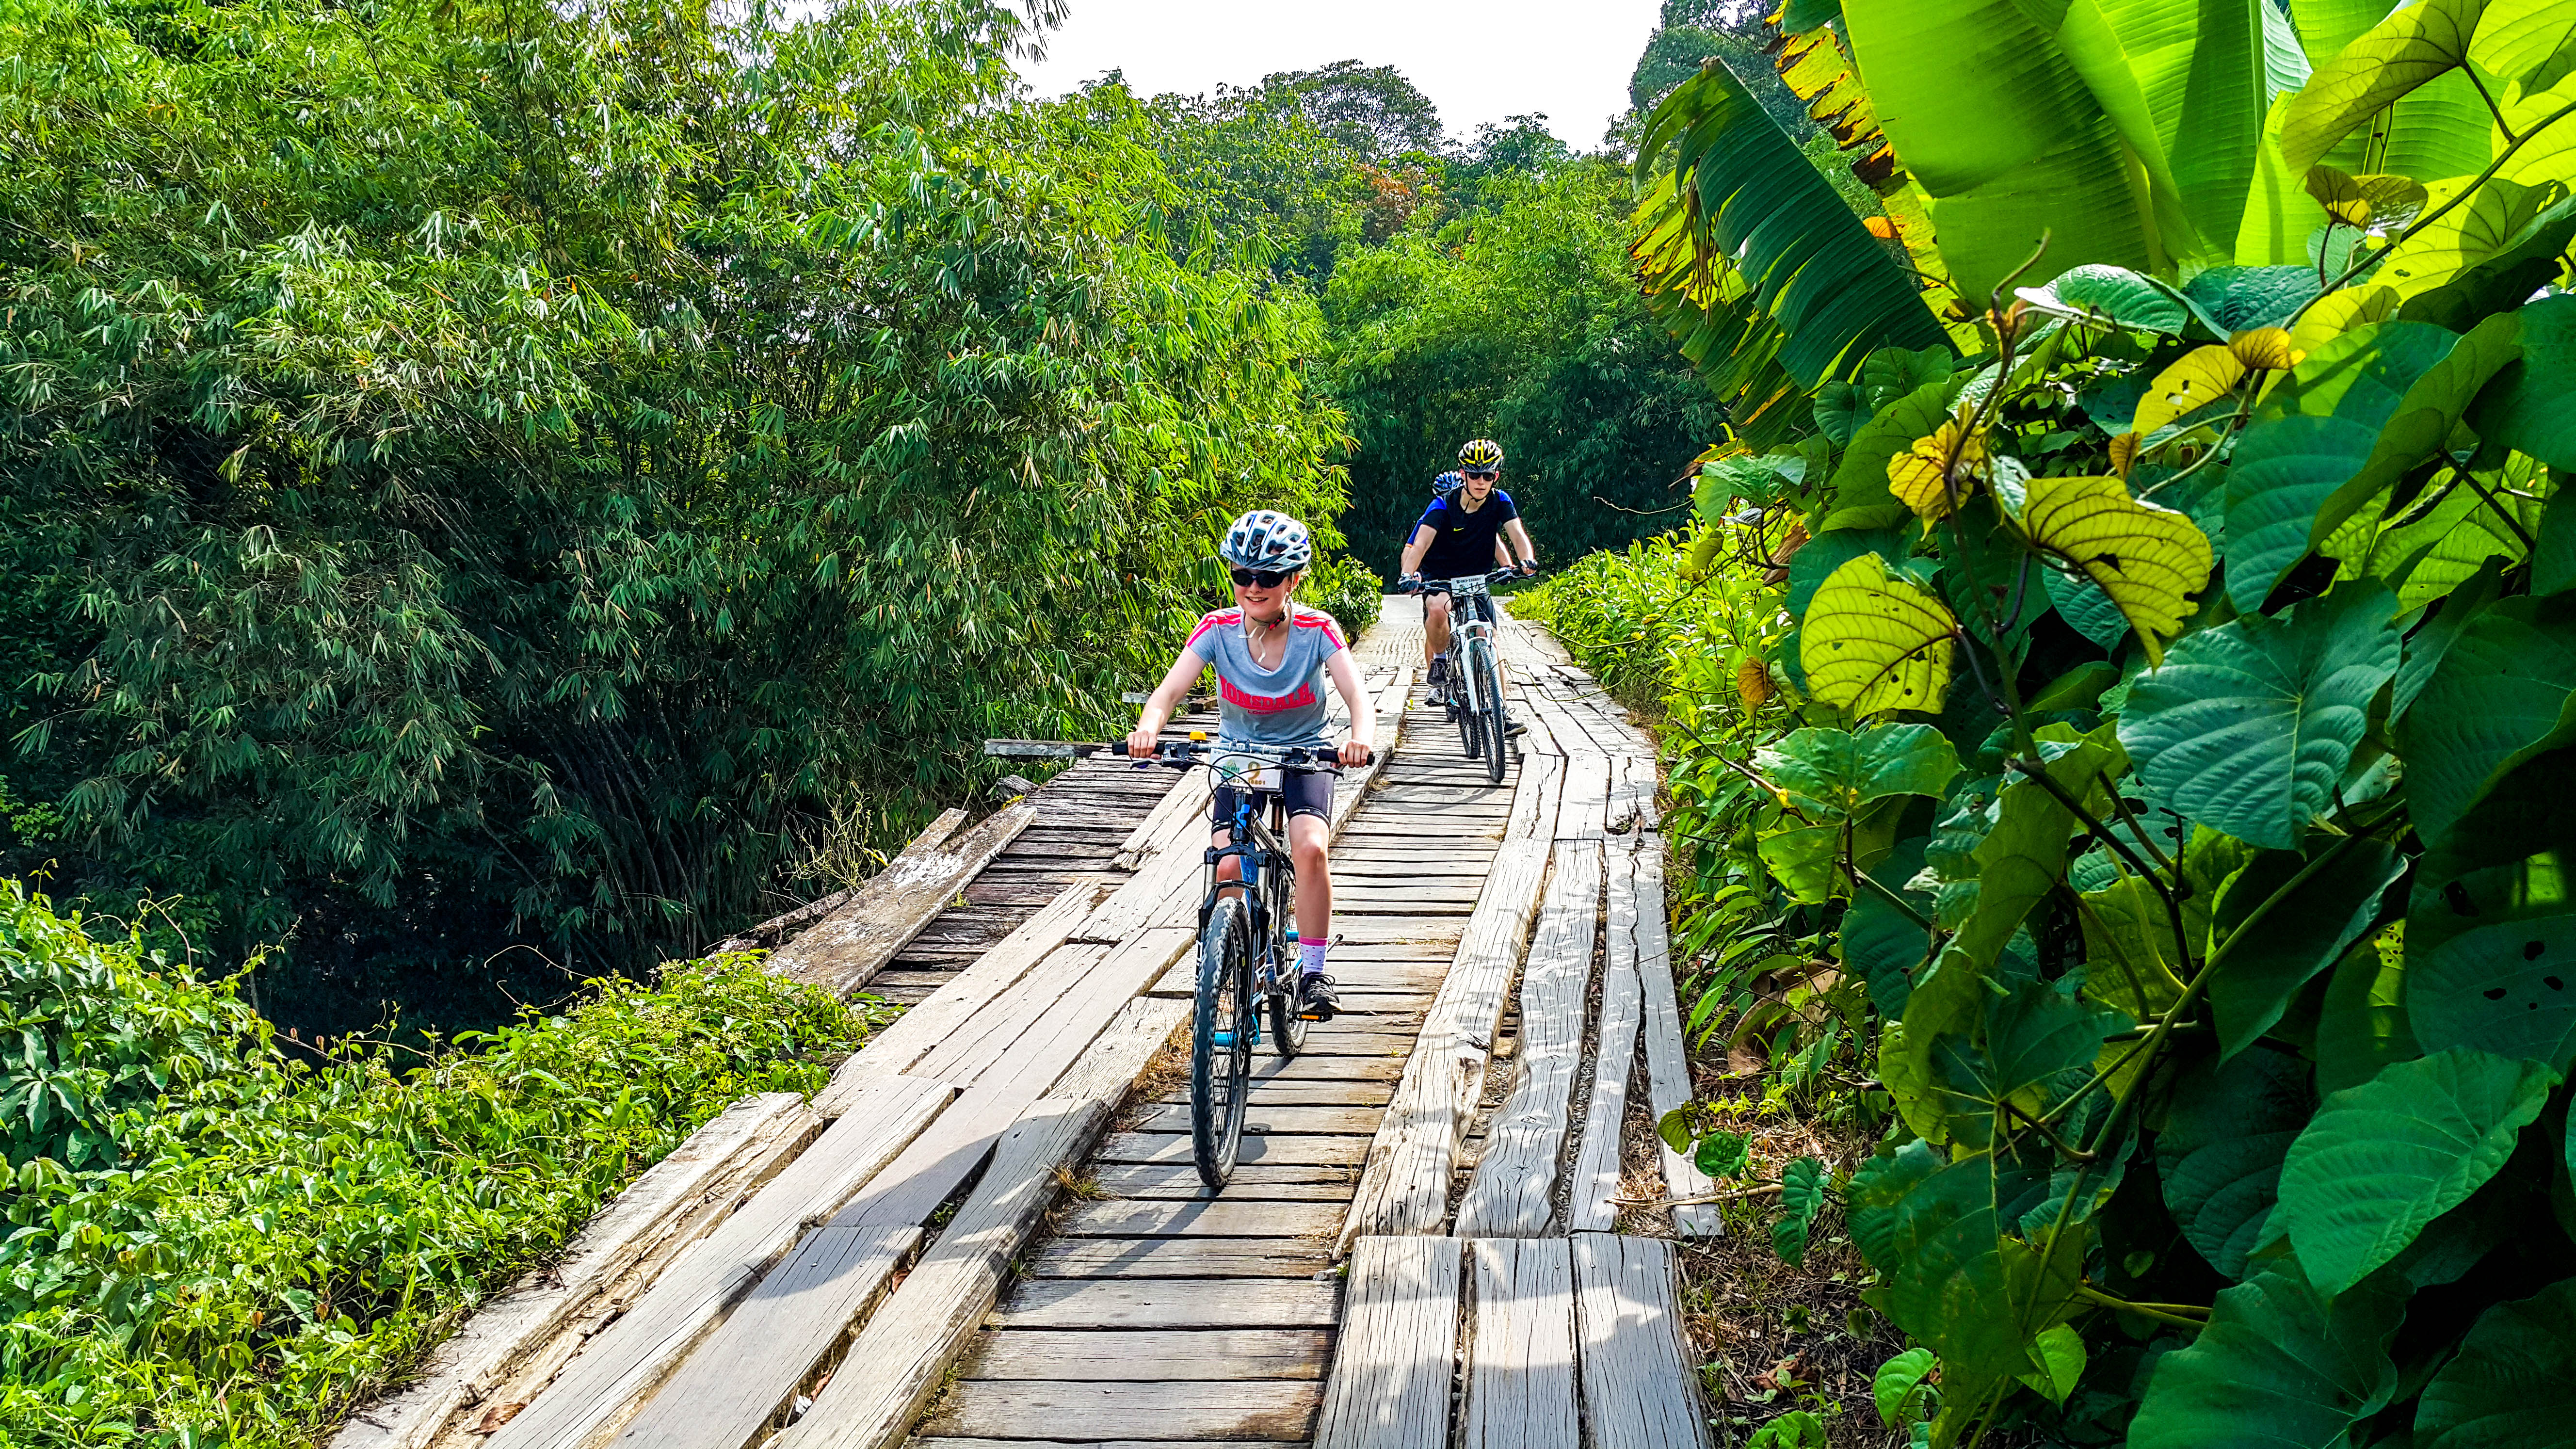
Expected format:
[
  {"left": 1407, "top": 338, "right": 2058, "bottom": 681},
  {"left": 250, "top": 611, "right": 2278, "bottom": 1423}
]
[{"left": 1015, "top": 0, "right": 1673, "bottom": 150}]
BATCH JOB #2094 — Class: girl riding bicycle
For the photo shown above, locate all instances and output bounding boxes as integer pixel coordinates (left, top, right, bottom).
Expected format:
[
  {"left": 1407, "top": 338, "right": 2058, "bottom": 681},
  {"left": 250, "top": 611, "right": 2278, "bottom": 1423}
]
[{"left": 1126, "top": 510, "right": 1375, "bottom": 1021}]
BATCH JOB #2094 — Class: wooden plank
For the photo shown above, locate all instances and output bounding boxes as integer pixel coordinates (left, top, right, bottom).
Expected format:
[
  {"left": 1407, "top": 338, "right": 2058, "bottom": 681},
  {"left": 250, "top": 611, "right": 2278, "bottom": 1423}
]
[
  {"left": 1311, "top": 1236, "right": 1462, "bottom": 1449},
  {"left": 1456, "top": 841, "right": 1605, "bottom": 1238},
  {"left": 1089, "top": 1161, "right": 1357, "bottom": 1197},
  {"left": 1463, "top": 1238, "right": 1579, "bottom": 1449},
  {"left": 751, "top": 1098, "right": 1111, "bottom": 1449},
  {"left": 1629, "top": 837, "right": 1718, "bottom": 1236},
  {"left": 1338, "top": 840, "right": 1549, "bottom": 1247},
  {"left": 1572, "top": 1233, "right": 1715, "bottom": 1449},
  {"left": 1569, "top": 848, "right": 1649, "bottom": 1233},
  {"left": 964, "top": 1329, "right": 1331, "bottom": 1381},
  {"left": 481, "top": 1076, "right": 954, "bottom": 1449},
  {"left": 816, "top": 877, "right": 1113, "bottom": 1109},
  {"left": 998, "top": 1277, "right": 1340, "bottom": 1329},
  {"left": 920, "top": 1381, "right": 1321, "bottom": 1443},
  {"left": 1127, "top": 1103, "right": 1383, "bottom": 1137},
  {"left": 607, "top": 1221, "right": 921, "bottom": 1449},
  {"left": 1029, "top": 1236, "right": 1335, "bottom": 1277},
  {"left": 1056, "top": 1199, "right": 1342, "bottom": 1239},
  {"left": 767, "top": 804, "right": 1037, "bottom": 998},
  {"left": 328, "top": 1094, "right": 810, "bottom": 1449}
]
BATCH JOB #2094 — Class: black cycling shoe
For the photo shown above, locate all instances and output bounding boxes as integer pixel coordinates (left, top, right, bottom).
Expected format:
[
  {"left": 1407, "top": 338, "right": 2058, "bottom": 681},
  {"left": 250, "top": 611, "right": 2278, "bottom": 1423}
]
[{"left": 1296, "top": 973, "right": 1341, "bottom": 1022}]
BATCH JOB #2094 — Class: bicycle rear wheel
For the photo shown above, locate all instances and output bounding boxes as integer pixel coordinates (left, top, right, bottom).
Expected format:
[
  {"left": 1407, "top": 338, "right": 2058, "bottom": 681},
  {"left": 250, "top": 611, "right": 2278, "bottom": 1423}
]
[
  {"left": 1191, "top": 897, "right": 1256, "bottom": 1190},
  {"left": 1472, "top": 640, "right": 1509, "bottom": 785}
]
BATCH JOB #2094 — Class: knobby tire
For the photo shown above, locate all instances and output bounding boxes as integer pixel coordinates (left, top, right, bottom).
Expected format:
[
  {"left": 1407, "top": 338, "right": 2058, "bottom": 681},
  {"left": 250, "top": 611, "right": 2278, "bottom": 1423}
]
[
  {"left": 1473, "top": 640, "right": 1509, "bottom": 785},
  {"left": 1191, "top": 896, "right": 1256, "bottom": 1190}
]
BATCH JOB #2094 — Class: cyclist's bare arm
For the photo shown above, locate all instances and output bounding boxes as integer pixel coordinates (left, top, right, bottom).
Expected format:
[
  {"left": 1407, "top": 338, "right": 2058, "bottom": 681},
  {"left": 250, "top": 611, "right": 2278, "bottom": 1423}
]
[
  {"left": 1325, "top": 650, "right": 1376, "bottom": 766},
  {"left": 1399, "top": 524, "right": 1437, "bottom": 578},
  {"left": 1127, "top": 647, "right": 1208, "bottom": 757}
]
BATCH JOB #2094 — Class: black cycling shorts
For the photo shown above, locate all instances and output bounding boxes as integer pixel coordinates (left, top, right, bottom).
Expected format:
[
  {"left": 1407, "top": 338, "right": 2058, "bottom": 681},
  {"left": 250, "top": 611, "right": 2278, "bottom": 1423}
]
[
  {"left": 1212, "top": 769, "right": 1335, "bottom": 826},
  {"left": 1423, "top": 588, "right": 1498, "bottom": 625}
]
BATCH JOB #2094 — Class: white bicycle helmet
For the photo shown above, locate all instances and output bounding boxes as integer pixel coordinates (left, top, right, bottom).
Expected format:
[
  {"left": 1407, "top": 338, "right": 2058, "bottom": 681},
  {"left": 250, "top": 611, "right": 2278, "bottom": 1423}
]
[{"left": 1220, "top": 509, "right": 1314, "bottom": 572}]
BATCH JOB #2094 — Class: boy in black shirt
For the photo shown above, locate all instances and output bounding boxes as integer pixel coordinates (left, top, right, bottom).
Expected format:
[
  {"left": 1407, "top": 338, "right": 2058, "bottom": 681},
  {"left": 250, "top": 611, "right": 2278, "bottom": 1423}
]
[{"left": 1398, "top": 438, "right": 1537, "bottom": 688}]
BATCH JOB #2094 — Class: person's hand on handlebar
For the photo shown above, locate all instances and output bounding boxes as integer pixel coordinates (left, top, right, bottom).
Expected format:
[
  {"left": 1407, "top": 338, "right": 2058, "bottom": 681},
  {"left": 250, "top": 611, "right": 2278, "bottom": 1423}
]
[{"left": 1338, "top": 739, "right": 1374, "bottom": 768}]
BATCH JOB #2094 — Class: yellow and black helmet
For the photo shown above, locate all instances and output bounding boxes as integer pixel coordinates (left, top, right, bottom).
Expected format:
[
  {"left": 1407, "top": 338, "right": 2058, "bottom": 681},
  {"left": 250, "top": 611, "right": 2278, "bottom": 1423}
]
[{"left": 1457, "top": 438, "right": 1504, "bottom": 470}]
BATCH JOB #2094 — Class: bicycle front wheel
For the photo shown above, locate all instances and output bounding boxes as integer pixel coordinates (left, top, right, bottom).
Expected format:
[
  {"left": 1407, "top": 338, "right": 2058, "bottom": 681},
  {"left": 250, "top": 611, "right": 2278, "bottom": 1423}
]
[
  {"left": 1191, "top": 897, "right": 1256, "bottom": 1190},
  {"left": 1472, "top": 640, "right": 1509, "bottom": 785}
]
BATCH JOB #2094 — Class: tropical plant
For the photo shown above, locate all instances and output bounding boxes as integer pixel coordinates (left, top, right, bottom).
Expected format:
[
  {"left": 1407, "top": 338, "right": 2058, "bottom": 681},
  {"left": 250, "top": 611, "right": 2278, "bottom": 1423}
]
[{"left": 1578, "top": 0, "right": 2576, "bottom": 1441}]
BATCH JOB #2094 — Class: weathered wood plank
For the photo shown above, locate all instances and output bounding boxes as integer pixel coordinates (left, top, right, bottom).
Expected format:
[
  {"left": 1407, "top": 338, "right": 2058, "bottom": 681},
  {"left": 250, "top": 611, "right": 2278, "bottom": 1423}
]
[
  {"left": 481, "top": 1075, "right": 953, "bottom": 1449},
  {"left": 1572, "top": 1233, "right": 1714, "bottom": 1449},
  {"left": 329, "top": 1094, "right": 811, "bottom": 1449},
  {"left": 998, "top": 1277, "right": 1341, "bottom": 1329},
  {"left": 607, "top": 1220, "right": 921, "bottom": 1449},
  {"left": 761, "top": 1098, "right": 1111, "bottom": 1449},
  {"left": 963, "top": 1329, "right": 1332, "bottom": 1381},
  {"left": 1311, "top": 1236, "right": 1462, "bottom": 1449},
  {"left": 1629, "top": 837, "right": 1719, "bottom": 1236},
  {"left": 816, "top": 877, "right": 1113, "bottom": 1109},
  {"left": 767, "top": 804, "right": 1036, "bottom": 998},
  {"left": 1055, "top": 1199, "right": 1342, "bottom": 1239},
  {"left": 1127, "top": 1103, "right": 1384, "bottom": 1137},
  {"left": 1455, "top": 841, "right": 1604, "bottom": 1238},
  {"left": 1029, "top": 1236, "right": 1334, "bottom": 1278},
  {"left": 1337, "top": 840, "right": 1548, "bottom": 1247},
  {"left": 1568, "top": 846, "right": 1648, "bottom": 1234},
  {"left": 921, "top": 1381, "right": 1322, "bottom": 1442},
  {"left": 1463, "top": 1238, "right": 1579, "bottom": 1449}
]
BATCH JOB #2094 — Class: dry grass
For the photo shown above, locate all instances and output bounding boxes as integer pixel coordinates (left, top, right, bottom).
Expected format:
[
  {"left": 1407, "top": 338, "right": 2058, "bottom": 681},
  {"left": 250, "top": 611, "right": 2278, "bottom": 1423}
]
[{"left": 1621, "top": 1043, "right": 1913, "bottom": 1449}]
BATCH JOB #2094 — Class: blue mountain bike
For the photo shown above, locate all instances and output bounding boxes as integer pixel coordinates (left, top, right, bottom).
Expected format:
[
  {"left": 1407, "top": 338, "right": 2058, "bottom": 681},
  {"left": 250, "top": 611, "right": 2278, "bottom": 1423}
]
[{"left": 1135, "top": 738, "right": 1343, "bottom": 1189}]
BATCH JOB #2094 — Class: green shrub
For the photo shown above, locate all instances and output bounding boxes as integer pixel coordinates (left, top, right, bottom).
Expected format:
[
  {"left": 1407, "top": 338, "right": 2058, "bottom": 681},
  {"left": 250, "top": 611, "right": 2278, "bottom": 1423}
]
[{"left": 0, "top": 879, "right": 881, "bottom": 1447}]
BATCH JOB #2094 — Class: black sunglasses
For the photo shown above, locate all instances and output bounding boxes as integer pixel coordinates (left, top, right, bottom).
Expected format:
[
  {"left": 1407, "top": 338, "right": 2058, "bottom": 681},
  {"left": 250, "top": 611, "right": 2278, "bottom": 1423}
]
[
  {"left": 1230, "top": 567, "right": 1292, "bottom": 588},
  {"left": 1464, "top": 468, "right": 1499, "bottom": 481}
]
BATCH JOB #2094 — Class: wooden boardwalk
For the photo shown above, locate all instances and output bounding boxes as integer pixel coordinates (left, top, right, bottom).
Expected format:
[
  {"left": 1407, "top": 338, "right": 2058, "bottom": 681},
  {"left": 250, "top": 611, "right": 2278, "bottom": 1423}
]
[{"left": 336, "top": 598, "right": 1712, "bottom": 1449}]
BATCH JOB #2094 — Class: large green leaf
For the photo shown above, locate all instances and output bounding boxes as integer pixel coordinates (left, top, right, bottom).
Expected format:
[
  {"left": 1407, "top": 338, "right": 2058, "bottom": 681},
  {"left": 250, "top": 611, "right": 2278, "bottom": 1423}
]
[
  {"left": 2277, "top": 1046, "right": 2560, "bottom": 1293},
  {"left": 2082, "top": 0, "right": 2269, "bottom": 257},
  {"left": 2117, "top": 581, "right": 2401, "bottom": 849},
  {"left": 2399, "top": 594, "right": 2576, "bottom": 847},
  {"left": 2470, "top": 294, "right": 2576, "bottom": 469},
  {"left": 2415, "top": 1277, "right": 2576, "bottom": 1449},
  {"left": 1841, "top": 0, "right": 2169, "bottom": 298},
  {"left": 2281, "top": 0, "right": 2488, "bottom": 171},
  {"left": 2224, "top": 319, "right": 2516, "bottom": 609},
  {"left": 2128, "top": 1260, "right": 2405, "bottom": 1449},
  {"left": 1846, "top": 1140, "right": 2078, "bottom": 1382},
  {"left": 2159, "top": 1046, "right": 2316, "bottom": 1280},
  {"left": 2317, "top": 935, "right": 2421, "bottom": 1093},
  {"left": 2470, "top": 0, "right": 2576, "bottom": 90},
  {"left": 2209, "top": 838, "right": 2409, "bottom": 1058},
  {"left": 1634, "top": 60, "right": 1952, "bottom": 390},
  {"left": 1757, "top": 724, "right": 1964, "bottom": 818}
]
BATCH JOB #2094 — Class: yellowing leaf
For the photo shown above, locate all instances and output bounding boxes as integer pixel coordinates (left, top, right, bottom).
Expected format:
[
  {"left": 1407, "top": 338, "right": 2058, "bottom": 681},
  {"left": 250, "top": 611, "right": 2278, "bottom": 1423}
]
[
  {"left": 2229, "top": 327, "right": 2303, "bottom": 371},
  {"left": 1802, "top": 553, "right": 1957, "bottom": 716},
  {"left": 1738, "top": 657, "right": 1775, "bottom": 709},
  {"left": 2131, "top": 345, "right": 2251, "bottom": 437},
  {"left": 2302, "top": 166, "right": 2431, "bottom": 230},
  {"left": 2021, "top": 475, "right": 2215, "bottom": 665},
  {"left": 1885, "top": 418, "right": 1987, "bottom": 521},
  {"left": 2109, "top": 431, "right": 2142, "bottom": 477},
  {"left": 2282, "top": 0, "right": 2484, "bottom": 170},
  {"left": 2288, "top": 284, "right": 2402, "bottom": 358}
]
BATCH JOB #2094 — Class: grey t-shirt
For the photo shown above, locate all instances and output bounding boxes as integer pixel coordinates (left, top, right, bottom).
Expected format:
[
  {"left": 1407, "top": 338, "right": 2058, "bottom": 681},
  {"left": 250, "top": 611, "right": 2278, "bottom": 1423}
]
[{"left": 1184, "top": 605, "right": 1349, "bottom": 750}]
